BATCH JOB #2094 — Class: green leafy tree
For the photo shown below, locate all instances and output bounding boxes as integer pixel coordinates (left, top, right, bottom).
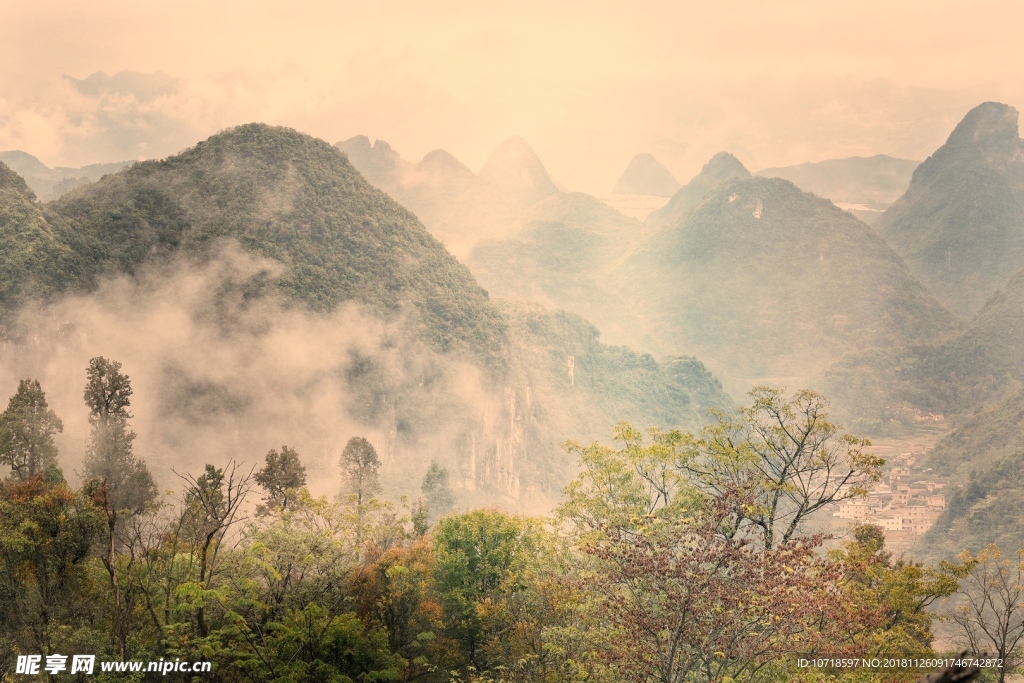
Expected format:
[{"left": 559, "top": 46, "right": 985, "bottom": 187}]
[
  {"left": 828, "top": 525, "right": 957, "bottom": 669},
  {"left": 176, "top": 461, "right": 254, "bottom": 637},
  {"left": 433, "top": 509, "right": 541, "bottom": 672},
  {"left": 560, "top": 427, "right": 856, "bottom": 683},
  {"left": 83, "top": 357, "right": 156, "bottom": 515},
  {"left": 81, "top": 356, "right": 156, "bottom": 658},
  {"left": 421, "top": 461, "right": 455, "bottom": 522},
  {"left": 340, "top": 436, "right": 382, "bottom": 507},
  {"left": 0, "top": 378, "right": 63, "bottom": 479},
  {"left": 687, "top": 387, "right": 883, "bottom": 549},
  {"left": 0, "top": 471, "right": 105, "bottom": 669},
  {"left": 254, "top": 445, "right": 306, "bottom": 514}
]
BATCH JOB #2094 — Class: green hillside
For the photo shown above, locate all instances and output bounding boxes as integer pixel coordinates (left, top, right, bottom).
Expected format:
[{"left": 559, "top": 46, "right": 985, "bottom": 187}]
[
  {"left": 34, "top": 124, "right": 508, "bottom": 366},
  {"left": 0, "top": 162, "right": 70, "bottom": 312},
  {"left": 822, "top": 268, "right": 1024, "bottom": 429},
  {"left": 645, "top": 151, "right": 750, "bottom": 228},
  {"left": 756, "top": 154, "right": 918, "bottom": 225},
  {"left": 917, "top": 388, "right": 1024, "bottom": 560},
  {"left": 876, "top": 102, "right": 1024, "bottom": 317},
  {"left": 498, "top": 301, "right": 732, "bottom": 486},
  {"left": 618, "top": 176, "right": 958, "bottom": 380}
]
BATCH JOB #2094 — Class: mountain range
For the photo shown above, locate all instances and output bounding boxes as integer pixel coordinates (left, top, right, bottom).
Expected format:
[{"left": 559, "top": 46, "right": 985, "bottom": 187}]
[
  {"left": 335, "top": 135, "right": 557, "bottom": 258},
  {"left": 0, "top": 125, "right": 730, "bottom": 504},
  {"left": 756, "top": 154, "right": 919, "bottom": 225},
  {"left": 0, "top": 150, "right": 134, "bottom": 201}
]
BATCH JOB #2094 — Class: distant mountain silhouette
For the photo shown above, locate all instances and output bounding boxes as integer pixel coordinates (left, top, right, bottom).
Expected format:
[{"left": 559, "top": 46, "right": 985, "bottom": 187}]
[
  {"left": 646, "top": 152, "right": 750, "bottom": 228},
  {"left": 479, "top": 136, "right": 559, "bottom": 205},
  {"left": 611, "top": 153, "right": 680, "bottom": 197},
  {"left": 335, "top": 135, "right": 559, "bottom": 257},
  {"left": 0, "top": 150, "right": 133, "bottom": 200},
  {"left": 756, "top": 155, "right": 918, "bottom": 224},
  {"left": 876, "top": 102, "right": 1024, "bottom": 316},
  {"left": 468, "top": 192, "right": 644, "bottom": 345}
]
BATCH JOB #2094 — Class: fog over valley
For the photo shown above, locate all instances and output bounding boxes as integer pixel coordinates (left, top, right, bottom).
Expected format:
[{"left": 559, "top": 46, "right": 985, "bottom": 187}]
[{"left": 4, "top": 4, "right": 1024, "bottom": 681}]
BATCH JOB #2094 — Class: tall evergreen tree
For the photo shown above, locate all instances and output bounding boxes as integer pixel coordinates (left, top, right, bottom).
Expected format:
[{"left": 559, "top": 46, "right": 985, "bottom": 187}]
[
  {"left": 82, "top": 356, "right": 155, "bottom": 658},
  {"left": 0, "top": 379, "right": 63, "bottom": 479}
]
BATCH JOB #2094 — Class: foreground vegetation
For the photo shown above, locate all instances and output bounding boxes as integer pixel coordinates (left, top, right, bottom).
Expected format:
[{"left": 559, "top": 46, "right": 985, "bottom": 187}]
[{"left": 1, "top": 362, "right": 1021, "bottom": 682}]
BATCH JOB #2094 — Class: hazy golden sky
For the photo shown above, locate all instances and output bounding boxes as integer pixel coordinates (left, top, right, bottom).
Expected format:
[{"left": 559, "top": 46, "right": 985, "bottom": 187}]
[{"left": 2, "top": 0, "right": 1022, "bottom": 191}]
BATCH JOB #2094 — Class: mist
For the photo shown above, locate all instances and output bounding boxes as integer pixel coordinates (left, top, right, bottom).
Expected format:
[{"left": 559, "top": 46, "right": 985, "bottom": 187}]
[{"left": 0, "top": 245, "right": 513, "bottom": 506}]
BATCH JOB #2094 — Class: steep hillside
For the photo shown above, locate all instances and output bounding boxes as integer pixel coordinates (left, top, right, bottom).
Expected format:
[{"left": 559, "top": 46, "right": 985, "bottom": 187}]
[
  {"left": 618, "top": 176, "right": 958, "bottom": 380},
  {"left": 646, "top": 152, "right": 750, "bottom": 228},
  {"left": 492, "top": 302, "right": 733, "bottom": 489},
  {"left": 876, "top": 102, "right": 1024, "bottom": 316},
  {"left": 0, "top": 162, "right": 70, "bottom": 312},
  {"left": 917, "top": 389, "right": 1024, "bottom": 559},
  {"left": 611, "top": 153, "right": 680, "bottom": 197},
  {"left": 41, "top": 124, "right": 508, "bottom": 366},
  {"left": 756, "top": 155, "right": 918, "bottom": 224},
  {"left": 823, "top": 269, "right": 1024, "bottom": 430}
]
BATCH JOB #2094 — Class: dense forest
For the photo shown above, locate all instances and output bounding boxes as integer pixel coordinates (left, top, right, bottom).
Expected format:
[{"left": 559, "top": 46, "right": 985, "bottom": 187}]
[{"left": 3, "top": 364, "right": 1006, "bottom": 682}]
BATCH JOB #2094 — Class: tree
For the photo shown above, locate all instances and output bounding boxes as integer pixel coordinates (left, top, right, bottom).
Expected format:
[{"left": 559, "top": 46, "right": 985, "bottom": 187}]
[
  {"left": 83, "top": 357, "right": 156, "bottom": 515},
  {"left": 0, "top": 379, "right": 63, "bottom": 479},
  {"left": 433, "top": 509, "right": 541, "bottom": 672},
  {"left": 340, "top": 436, "right": 382, "bottom": 507},
  {"left": 176, "top": 461, "right": 254, "bottom": 637},
  {"left": 421, "top": 461, "right": 455, "bottom": 522},
  {"left": 81, "top": 356, "right": 156, "bottom": 658},
  {"left": 688, "top": 387, "right": 883, "bottom": 549},
  {"left": 0, "top": 472, "right": 104, "bottom": 668},
  {"left": 254, "top": 445, "right": 306, "bottom": 514},
  {"left": 560, "top": 427, "right": 848, "bottom": 683},
  {"left": 943, "top": 544, "right": 1024, "bottom": 683},
  {"left": 830, "top": 525, "right": 957, "bottom": 663}
]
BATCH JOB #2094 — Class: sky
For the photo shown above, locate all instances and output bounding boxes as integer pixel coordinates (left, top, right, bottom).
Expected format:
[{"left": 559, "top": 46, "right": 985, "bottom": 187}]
[{"left": 2, "top": 0, "right": 1023, "bottom": 192}]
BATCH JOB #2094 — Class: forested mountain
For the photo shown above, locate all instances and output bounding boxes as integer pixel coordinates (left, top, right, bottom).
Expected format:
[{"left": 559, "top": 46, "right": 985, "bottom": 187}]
[
  {"left": 919, "top": 388, "right": 1024, "bottom": 559},
  {"left": 645, "top": 151, "right": 751, "bottom": 228},
  {"left": 610, "top": 153, "right": 680, "bottom": 197},
  {"left": 876, "top": 102, "right": 1024, "bottom": 316},
  {"left": 0, "top": 162, "right": 70, "bottom": 310},
  {"left": 617, "top": 176, "right": 958, "bottom": 381},
  {"left": 0, "top": 125, "right": 730, "bottom": 504},
  {"left": 823, "top": 267, "right": 1024, "bottom": 429},
  {"left": 756, "top": 154, "right": 918, "bottom": 225},
  {"left": 25, "top": 124, "right": 507, "bottom": 367}
]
